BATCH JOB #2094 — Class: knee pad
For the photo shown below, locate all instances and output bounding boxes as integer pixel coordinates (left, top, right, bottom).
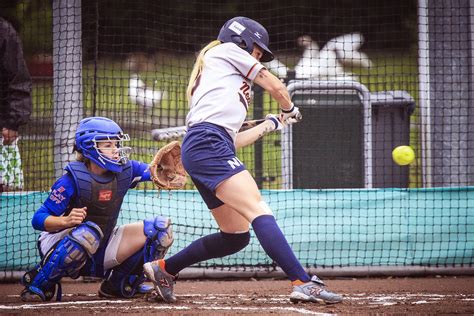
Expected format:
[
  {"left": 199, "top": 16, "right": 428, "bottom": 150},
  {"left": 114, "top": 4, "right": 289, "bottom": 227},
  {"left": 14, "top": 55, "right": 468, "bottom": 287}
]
[
  {"left": 21, "top": 222, "right": 103, "bottom": 301},
  {"left": 221, "top": 231, "right": 250, "bottom": 253},
  {"left": 69, "top": 221, "right": 104, "bottom": 256},
  {"left": 143, "top": 216, "right": 174, "bottom": 262}
]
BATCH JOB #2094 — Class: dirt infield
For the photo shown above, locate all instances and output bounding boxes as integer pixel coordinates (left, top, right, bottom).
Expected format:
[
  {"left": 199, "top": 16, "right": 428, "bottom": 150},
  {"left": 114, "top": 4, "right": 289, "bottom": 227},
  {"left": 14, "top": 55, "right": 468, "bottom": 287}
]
[{"left": 0, "top": 276, "right": 473, "bottom": 315}]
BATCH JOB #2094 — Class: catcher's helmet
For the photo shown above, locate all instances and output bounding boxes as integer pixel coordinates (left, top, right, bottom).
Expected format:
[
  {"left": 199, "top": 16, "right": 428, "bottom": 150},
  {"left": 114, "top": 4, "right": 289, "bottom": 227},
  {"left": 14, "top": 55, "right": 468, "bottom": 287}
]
[
  {"left": 75, "top": 117, "right": 131, "bottom": 173},
  {"left": 217, "top": 16, "right": 274, "bottom": 62}
]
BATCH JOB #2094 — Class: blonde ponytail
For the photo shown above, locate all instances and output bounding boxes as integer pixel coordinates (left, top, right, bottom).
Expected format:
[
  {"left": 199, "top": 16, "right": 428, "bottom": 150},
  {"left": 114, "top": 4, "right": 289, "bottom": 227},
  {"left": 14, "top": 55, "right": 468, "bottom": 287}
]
[{"left": 186, "top": 40, "right": 221, "bottom": 104}]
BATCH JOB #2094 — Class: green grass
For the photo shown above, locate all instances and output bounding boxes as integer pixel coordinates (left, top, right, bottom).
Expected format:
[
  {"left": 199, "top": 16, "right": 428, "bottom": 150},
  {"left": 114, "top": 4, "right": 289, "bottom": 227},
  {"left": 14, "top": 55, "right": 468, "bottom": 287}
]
[
  {"left": 356, "top": 53, "right": 419, "bottom": 97},
  {"left": 31, "top": 52, "right": 420, "bottom": 116},
  {"left": 23, "top": 52, "right": 421, "bottom": 191},
  {"left": 19, "top": 139, "right": 54, "bottom": 191}
]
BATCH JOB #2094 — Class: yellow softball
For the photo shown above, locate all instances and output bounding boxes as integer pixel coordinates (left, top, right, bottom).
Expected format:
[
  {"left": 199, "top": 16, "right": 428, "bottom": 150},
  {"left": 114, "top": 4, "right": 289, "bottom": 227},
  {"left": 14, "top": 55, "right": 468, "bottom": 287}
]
[{"left": 392, "top": 146, "right": 415, "bottom": 166}]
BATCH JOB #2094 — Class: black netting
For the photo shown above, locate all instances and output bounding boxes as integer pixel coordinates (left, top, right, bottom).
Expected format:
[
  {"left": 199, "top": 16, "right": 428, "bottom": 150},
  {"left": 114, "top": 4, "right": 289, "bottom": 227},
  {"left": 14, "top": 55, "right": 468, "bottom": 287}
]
[{"left": 1, "top": 0, "right": 472, "bottom": 275}]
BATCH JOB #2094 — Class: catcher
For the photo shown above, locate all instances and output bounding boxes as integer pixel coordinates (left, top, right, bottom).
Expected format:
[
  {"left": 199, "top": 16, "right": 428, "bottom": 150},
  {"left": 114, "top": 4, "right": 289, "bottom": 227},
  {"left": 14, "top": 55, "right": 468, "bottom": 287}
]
[{"left": 20, "top": 116, "right": 186, "bottom": 302}]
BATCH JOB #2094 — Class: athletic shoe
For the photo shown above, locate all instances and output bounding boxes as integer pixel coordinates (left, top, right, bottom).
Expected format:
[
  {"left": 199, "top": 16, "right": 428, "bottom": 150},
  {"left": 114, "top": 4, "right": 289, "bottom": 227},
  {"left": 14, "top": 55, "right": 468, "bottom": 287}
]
[
  {"left": 98, "top": 280, "right": 154, "bottom": 298},
  {"left": 290, "top": 275, "right": 343, "bottom": 304},
  {"left": 143, "top": 259, "right": 177, "bottom": 303},
  {"left": 20, "top": 282, "right": 59, "bottom": 302},
  {"left": 20, "top": 287, "right": 49, "bottom": 302}
]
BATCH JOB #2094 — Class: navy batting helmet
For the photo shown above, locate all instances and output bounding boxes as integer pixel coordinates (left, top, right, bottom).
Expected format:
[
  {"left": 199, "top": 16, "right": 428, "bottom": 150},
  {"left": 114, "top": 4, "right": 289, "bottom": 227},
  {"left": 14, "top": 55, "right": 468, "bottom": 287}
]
[{"left": 217, "top": 17, "right": 274, "bottom": 62}]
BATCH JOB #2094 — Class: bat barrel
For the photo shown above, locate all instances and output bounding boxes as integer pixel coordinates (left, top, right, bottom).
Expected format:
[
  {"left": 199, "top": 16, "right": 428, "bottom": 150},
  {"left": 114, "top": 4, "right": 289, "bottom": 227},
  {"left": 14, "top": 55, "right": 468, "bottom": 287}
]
[
  {"left": 151, "top": 118, "right": 267, "bottom": 141},
  {"left": 151, "top": 126, "right": 187, "bottom": 141}
]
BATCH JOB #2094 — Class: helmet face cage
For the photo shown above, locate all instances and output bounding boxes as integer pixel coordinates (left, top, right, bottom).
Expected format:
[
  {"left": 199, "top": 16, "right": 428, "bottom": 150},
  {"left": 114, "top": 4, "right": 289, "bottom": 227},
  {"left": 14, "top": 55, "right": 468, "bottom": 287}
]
[{"left": 92, "top": 133, "right": 131, "bottom": 167}]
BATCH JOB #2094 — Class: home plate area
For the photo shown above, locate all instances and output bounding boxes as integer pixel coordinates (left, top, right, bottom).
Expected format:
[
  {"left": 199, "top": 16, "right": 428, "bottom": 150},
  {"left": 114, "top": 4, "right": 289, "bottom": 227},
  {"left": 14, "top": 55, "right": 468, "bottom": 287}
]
[{"left": 0, "top": 277, "right": 472, "bottom": 315}]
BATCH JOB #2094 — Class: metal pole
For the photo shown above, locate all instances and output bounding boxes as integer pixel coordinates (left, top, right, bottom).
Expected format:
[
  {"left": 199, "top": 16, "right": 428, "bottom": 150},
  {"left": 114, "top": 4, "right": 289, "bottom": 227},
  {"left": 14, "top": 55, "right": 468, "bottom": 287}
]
[
  {"left": 52, "top": 0, "right": 83, "bottom": 178},
  {"left": 417, "top": 0, "right": 432, "bottom": 188},
  {"left": 422, "top": 0, "right": 472, "bottom": 187},
  {"left": 253, "top": 85, "right": 264, "bottom": 189}
]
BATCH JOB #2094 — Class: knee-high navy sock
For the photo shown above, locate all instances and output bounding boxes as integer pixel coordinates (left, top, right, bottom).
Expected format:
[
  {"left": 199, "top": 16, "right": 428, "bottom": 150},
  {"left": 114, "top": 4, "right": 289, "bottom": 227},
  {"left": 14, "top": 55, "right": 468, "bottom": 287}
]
[
  {"left": 252, "top": 214, "right": 310, "bottom": 282},
  {"left": 165, "top": 231, "right": 250, "bottom": 275}
]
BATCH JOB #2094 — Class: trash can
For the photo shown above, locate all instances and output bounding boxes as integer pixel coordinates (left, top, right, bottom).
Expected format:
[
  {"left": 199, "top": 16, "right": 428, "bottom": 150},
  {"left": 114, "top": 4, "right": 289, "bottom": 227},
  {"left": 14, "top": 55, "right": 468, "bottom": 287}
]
[
  {"left": 290, "top": 90, "right": 366, "bottom": 189},
  {"left": 371, "top": 90, "right": 415, "bottom": 188},
  {"left": 282, "top": 81, "right": 414, "bottom": 189}
]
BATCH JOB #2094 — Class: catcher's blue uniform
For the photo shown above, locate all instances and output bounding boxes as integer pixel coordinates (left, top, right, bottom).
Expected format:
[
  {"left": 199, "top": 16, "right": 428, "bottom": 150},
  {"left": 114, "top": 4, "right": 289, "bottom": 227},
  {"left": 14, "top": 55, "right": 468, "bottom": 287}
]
[
  {"left": 22, "top": 117, "right": 176, "bottom": 302},
  {"left": 32, "top": 160, "right": 150, "bottom": 233}
]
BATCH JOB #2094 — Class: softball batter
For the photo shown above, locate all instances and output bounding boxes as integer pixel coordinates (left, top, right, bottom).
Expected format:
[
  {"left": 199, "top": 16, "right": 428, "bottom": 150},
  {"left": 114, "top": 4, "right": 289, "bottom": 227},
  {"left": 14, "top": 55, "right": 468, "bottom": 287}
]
[{"left": 145, "top": 16, "right": 342, "bottom": 304}]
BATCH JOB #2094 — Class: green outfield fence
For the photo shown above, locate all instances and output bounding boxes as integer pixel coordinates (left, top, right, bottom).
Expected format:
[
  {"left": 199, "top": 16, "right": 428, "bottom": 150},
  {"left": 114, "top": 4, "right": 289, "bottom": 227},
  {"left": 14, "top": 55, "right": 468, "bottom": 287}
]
[{"left": 0, "top": 0, "right": 473, "bottom": 278}]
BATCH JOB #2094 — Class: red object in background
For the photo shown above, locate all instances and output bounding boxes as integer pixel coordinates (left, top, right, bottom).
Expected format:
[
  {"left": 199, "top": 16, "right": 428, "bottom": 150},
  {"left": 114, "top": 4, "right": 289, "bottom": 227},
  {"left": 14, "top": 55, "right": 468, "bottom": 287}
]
[{"left": 27, "top": 54, "right": 53, "bottom": 77}]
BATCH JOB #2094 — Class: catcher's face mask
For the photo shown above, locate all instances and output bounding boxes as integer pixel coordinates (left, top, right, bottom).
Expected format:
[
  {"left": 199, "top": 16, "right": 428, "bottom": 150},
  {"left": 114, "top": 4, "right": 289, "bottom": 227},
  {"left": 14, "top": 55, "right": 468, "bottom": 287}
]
[{"left": 93, "top": 133, "right": 131, "bottom": 170}]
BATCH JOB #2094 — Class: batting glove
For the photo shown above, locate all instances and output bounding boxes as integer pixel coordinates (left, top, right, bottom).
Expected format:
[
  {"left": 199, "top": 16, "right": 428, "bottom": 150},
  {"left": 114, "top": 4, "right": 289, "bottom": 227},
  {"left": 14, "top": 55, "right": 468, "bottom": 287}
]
[
  {"left": 265, "top": 114, "right": 299, "bottom": 131},
  {"left": 280, "top": 103, "right": 302, "bottom": 123}
]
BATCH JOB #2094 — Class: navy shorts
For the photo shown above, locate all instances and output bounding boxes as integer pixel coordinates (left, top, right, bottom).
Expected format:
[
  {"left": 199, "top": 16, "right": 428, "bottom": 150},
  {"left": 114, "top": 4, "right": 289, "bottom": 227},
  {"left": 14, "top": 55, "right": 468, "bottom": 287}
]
[{"left": 181, "top": 122, "right": 246, "bottom": 209}]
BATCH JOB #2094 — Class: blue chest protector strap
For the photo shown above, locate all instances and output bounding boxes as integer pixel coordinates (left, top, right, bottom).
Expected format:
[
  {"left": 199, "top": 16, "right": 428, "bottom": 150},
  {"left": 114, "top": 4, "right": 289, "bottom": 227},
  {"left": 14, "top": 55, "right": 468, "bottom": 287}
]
[{"left": 21, "top": 222, "right": 103, "bottom": 302}]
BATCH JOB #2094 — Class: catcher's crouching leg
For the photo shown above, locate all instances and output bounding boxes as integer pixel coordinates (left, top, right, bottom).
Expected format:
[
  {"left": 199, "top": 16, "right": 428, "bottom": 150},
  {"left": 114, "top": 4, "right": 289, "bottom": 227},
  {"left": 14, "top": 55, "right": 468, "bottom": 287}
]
[
  {"left": 21, "top": 222, "right": 103, "bottom": 302},
  {"left": 99, "top": 216, "right": 173, "bottom": 298}
]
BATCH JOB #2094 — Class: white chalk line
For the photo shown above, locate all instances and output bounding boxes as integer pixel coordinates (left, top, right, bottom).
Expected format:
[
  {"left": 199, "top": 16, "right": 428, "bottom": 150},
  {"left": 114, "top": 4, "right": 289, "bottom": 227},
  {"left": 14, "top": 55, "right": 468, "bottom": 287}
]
[
  {"left": 0, "top": 299, "right": 332, "bottom": 315},
  {"left": 8, "top": 292, "right": 466, "bottom": 299},
  {"left": 346, "top": 293, "right": 470, "bottom": 306},
  {"left": 2, "top": 292, "right": 472, "bottom": 314}
]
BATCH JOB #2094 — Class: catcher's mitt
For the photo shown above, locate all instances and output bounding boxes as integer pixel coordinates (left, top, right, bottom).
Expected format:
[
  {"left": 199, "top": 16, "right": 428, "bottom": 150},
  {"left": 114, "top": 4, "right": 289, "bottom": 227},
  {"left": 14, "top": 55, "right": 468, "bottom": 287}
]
[{"left": 149, "top": 141, "right": 187, "bottom": 190}]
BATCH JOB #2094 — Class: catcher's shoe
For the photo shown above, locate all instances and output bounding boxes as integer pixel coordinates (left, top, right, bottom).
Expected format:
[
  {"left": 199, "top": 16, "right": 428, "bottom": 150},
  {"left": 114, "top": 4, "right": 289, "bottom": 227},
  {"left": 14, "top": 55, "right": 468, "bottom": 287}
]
[
  {"left": 20, "top": 286, "right": 52, "bottom": 302},
  {"left": 143, "top": 259, "right": 177, "bottom": 303},
  {"left": 290, "top": 275, "right": 343, "bottom": 304},
  {"left": 98, "top": 280, "right": 154, "bottom": 298}
]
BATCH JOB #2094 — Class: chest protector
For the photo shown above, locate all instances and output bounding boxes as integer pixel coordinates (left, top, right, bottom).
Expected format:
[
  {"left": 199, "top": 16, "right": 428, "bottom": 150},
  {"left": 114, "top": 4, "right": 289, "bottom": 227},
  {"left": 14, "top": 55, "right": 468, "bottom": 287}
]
[{"left": 65, "top": 161, "right": 132, "bottom": 243}]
